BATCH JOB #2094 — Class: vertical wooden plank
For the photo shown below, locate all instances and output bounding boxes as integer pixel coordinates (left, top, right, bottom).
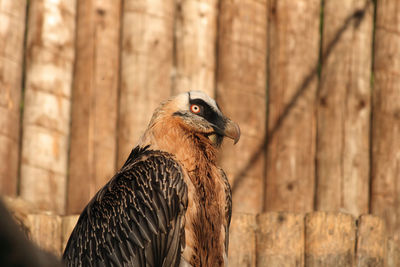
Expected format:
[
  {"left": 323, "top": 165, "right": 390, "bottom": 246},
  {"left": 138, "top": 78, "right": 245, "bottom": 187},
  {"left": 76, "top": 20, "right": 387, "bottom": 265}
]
[
  {"left": 387, "top": 239, "right": 400, "bottom": 267},
  {"left": 61, "top": 215, "right": 79, "bottom": 252},
  {"left": 256, "top": 212, "right": 304, "bottom": 267},
  {"left": 118, "top": 0, "right": 175, "bottom": 166},
  {"left": 265, "top": 0, "right": 320, "bottom": 212},
  {"left": 20, "top": 0, "right": 76, "bottom": 214},
  {"left": 316, "top": 0, "right": 373, "bottom": 216},
  {"left": 67, "top": 0, "right": 121, "bottom": 214},
  {"left": 217, "top": 0, "right": 267, "bottom": 214},
  {"left": 356, "top": 215, "right": 386, "bottom": 267},
  {"left": 371, "top": 0, "right": 400, "bottom": 246},
  {"left": 172, "top": 0, "right": 218, "bottom": 97},
  {"left": 27, "top": 213, "right": 62, "bottom": 256},
  {"left": 0, "top": 0, "right": 26, "bottom": 196},
  {"left": 228, "top": 213, "right": 257, "bottom": 267},
  {"left": 305, "top": 212, "right": 356, "bottom": 267}
]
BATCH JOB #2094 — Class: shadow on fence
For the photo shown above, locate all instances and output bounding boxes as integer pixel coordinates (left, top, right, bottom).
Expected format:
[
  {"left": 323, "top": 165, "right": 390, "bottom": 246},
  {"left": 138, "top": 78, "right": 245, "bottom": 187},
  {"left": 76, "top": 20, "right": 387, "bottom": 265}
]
[{"left": 230, "top": 1, "right": 372, "bottom": 202}]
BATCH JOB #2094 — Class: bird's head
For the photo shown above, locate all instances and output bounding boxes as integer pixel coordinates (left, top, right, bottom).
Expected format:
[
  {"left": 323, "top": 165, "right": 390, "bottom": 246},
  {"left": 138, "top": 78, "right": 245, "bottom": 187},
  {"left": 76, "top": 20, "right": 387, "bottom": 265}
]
[{"left": 147, "top": 91, "right": 240, "bottom": 148}]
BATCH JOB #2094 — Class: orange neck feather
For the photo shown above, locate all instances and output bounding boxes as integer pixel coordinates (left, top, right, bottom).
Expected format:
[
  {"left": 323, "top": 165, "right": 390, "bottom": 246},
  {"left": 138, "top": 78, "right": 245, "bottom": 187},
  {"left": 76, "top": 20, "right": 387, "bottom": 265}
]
[{"left": 138, "top": 115, "right": 217, "bottom": 171}]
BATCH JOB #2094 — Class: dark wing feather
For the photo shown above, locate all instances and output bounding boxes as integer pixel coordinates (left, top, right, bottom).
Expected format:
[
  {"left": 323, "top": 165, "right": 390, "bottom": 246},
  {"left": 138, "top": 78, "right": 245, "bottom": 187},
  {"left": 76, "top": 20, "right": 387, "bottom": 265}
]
[
  {"left": 63, "top": 147, "right": 188, "bottom": 267},
  {"left": 219, "top": 168, "right": 232, "bottom": 254}
]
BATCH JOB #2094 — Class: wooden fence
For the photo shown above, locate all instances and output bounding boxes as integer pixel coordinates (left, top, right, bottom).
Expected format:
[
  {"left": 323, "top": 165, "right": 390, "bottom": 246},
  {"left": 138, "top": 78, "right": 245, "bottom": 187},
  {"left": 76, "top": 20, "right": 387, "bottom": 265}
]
[
  {"left": 1, "top": 0, "right": 400, "bottom": 261},
  {"left": 229, "top": 212, "right": 400, "bottom": 267},
  {"left": 4, "top": 197, "right": 400, "bottom": 267}
]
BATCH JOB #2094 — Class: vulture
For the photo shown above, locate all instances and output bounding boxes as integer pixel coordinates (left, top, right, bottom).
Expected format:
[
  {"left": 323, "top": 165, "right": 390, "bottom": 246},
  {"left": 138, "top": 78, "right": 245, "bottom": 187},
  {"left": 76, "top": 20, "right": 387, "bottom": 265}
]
[{"left": 63, "top": 91, "right": 240, "bottom": 267}]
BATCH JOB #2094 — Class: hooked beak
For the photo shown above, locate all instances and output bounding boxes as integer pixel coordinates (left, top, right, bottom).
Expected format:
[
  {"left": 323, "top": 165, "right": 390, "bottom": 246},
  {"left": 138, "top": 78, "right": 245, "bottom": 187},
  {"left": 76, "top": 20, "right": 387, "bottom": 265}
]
[{"left": 222, "top": 119, "right": 241, "bottom": 144}]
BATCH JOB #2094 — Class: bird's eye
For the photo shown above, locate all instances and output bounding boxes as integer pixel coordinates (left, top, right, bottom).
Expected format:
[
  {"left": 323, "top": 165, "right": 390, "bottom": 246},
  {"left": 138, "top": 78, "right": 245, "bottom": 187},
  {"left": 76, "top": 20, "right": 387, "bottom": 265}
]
[{"left": 190, "top": 104, "right": 201, "bottom": 114}]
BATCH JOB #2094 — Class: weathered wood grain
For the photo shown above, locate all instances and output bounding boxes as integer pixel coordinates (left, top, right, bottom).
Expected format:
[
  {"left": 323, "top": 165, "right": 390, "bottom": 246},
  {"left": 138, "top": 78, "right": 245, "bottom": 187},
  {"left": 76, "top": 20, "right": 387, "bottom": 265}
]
[
  {"left": 118, "top": 0, "right": 175, "bottom": 167},
  {"left": 305, "top": 212, "right": 356, "bottom": 267},
  {"left": 316, "top": 0, "right": 373, "bottom": 217},
  {"left": 61, "top": 215, "right": 79, "bottom": 253},
  {"left": 265, "top": 0, "right": 320, "bottom": 212},
  {"left": 20, "top": 0, "right": 76, "bottom": 214},
  {"left": 2, "top": 196, "right": 38, "bottom": 237},
  {"left": 27, "top": 213, "right": 62, "bottom": 256},
  {"left": 67, "top": 0, "right": 121, "bottom": 214},
  {"left": 256, "top": 212, "right": 304, "bottom": 267},
  {"left": 0, "top": 199, "right": 62, "bottom": 266},
  {"left": 356, "top": 215, "right": 386, "bottom": 267},
  {"left": 173, "top": 0, "right": 218, "bottom": 97},
  {"left": 228, "top": 213, "right": 257, "bottom": 267},
  {"left": 387, "top": 238, "right": 400, "bottom": 267},
  {"left": 371, "top": 0, "right": 400, "bottom": 247},
  {"left": 0, "top": 0, "right": 26, "bottom": 196},
  {"left": 217, "top": 0, "right": 267, "bottom": 214}
]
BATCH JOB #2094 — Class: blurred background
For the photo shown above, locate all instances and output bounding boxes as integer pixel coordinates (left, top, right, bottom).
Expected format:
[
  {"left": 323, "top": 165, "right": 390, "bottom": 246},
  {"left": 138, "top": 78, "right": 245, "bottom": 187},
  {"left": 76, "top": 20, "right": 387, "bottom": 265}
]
[{"left": 0, "top": 0, "right": 399, "bottom": 265}]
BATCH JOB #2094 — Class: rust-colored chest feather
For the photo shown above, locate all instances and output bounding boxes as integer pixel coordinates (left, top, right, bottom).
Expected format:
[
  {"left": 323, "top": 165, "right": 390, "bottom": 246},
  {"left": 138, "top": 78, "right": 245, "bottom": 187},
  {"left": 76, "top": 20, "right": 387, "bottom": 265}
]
[{"left": 185, "top": 162, "right": 226, "bottom": 267}]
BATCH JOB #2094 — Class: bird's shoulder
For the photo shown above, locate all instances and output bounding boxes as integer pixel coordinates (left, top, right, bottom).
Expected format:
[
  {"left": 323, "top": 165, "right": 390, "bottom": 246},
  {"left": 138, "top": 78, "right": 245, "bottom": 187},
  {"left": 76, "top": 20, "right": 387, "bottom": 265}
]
[{"left": 90, "top": 145, "right": 186, "bottom": 209}]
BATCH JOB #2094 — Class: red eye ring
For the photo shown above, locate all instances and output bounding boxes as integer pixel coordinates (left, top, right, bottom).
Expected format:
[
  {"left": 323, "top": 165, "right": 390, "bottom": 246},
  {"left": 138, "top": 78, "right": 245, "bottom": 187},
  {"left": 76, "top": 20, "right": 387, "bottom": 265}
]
[{"left": 190, "top": 104, "right": 201, "bottom": 114}]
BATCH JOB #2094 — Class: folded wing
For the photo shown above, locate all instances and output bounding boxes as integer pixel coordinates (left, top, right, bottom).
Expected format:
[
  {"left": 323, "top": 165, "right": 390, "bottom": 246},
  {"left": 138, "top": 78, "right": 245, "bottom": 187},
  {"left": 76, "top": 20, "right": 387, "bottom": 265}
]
[{"left": 63, "top": 147, "right": 188, "bottom": 267}]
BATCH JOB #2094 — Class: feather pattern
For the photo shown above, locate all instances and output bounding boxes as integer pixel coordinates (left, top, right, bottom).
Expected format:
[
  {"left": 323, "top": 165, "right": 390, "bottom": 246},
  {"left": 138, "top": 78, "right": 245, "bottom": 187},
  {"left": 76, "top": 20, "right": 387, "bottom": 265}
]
[
  {"left": 220, "top": 168, "right": 232, "bottom": 255},
  {"left": 63, "top": 146, "right": 188, "bottom": 267}
]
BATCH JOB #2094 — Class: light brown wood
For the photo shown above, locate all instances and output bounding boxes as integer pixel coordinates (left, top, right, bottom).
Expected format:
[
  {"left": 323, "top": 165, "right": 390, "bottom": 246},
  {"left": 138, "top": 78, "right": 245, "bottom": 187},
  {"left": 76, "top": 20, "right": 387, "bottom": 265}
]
[
  {"left": 2, "top": 196, "right": 38, "bottom": 237},
  {"left": 305, "top": 212, "right": 356, "bottom": 267},
  {"left": 172, "top": 0, "right": 218, "bottom": 97},
  {"left": 265, "top": 0, "right": 320, "bottom": 213},
  {"left": 20, "top": 0, "right": 76, "bottom": 214},
  {"left": 118, "top": 0, "right": 175, "bottom": 167},
  {"left": 228, "top": 213, "right": 257, "bottom": 267},
  {"left": 26, "top": 213, "right": 62, "bottom": 256},
  {"left": 0, "top": 0, "right": 26, "bottom": 196},
  {"left": 356, "top": 215, "right": 387, "bottom": 267},
  {"left": 316, "top": 0, "right": 373, "bottom": 217},
  {"left": 256, "top": 212, "right": 304, "bottom": 267},
  {"left": 67, "top": 0, "right": 121, "bottom": 214},
  {"left": 387, "top": 238, "right": 400, "bottom": 267},
  {"left": 217, "top": 0, "right": 267, "bottom": 214},
  {"left": 62, "top": 215, "right": 79, "bottom": 253},
  {"left": 371, "top": 0, "right": 400, "bottom": 247}
]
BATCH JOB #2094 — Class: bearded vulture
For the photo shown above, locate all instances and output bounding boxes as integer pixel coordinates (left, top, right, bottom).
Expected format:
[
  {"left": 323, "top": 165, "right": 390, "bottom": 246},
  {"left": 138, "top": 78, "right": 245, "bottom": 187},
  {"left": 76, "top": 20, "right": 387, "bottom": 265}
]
[{"left": 63, "top": 91, "right": 240, "bottom": 267}]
